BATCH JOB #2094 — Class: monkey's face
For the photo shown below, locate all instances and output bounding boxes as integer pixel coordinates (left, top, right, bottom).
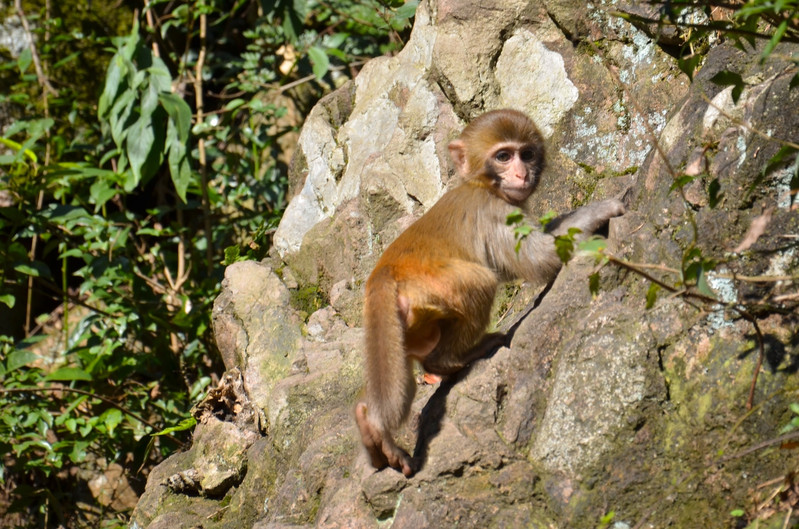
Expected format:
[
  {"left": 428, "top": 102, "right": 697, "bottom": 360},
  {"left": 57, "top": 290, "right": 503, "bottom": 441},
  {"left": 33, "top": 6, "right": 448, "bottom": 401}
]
[{"left": 486, "top": 141, "right": 543, "bottom": 203}]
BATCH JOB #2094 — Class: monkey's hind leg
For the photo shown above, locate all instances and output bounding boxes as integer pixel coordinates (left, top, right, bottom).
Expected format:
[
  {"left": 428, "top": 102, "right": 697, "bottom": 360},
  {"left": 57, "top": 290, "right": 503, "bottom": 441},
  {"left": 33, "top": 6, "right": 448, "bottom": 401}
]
[
  {"left": 422, "top": 326, "right": 509, "bottom": 378},
  {"left": 421, "top": 331, "right": 508, "bottom": 384},
  {"left": 417, "top": 261, "right": 500, "bottom": 377}
]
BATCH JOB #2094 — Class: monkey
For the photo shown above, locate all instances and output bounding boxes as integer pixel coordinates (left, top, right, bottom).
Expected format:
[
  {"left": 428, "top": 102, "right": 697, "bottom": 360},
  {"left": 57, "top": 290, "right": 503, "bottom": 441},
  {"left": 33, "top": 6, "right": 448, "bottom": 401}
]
[{"left": 355, "top": 109, "right": 625, "bottom": 476}]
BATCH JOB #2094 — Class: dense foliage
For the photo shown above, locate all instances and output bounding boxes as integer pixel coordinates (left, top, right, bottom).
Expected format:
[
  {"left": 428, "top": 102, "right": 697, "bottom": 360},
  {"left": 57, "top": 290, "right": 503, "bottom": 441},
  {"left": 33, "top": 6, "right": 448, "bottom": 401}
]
[{"left": 0, "top": 0, "right": 414, "bottom": 526}]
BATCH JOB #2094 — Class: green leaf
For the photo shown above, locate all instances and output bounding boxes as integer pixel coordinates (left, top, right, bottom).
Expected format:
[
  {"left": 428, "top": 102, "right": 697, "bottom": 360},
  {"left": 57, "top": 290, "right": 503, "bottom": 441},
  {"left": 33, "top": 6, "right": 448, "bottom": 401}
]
[
  {"left": 514, "top": 225, "right": 533, "bottom": 238},
  {"left": 395, "top": 0, "right": 419, "bottom": 20},
  {"left": 325, "top": 32, "right": 348, "bottom": 49},
  {"left": 0, "top": 137, "right": 38, "bottom": 164},
  {"left": 100, "top": 409, "right": 123, "bottom": 436},
  {"left": 538, "top": 210, "right": 557, "bottom": 227},
  {"left": 308, "top": 46, "right": 330, "bottom": 80},
  {"left": 326, "top": 47, "right": 348, "bottom": 61},
  {"left": 224, "top": 98, "right": 247, "bottom": 112},
  {"left": 762, "top": 145, "right": 798, "bottom": 178},
  {"left": 577, "top": 237, "right": 607, "bottom": 257},
  {"left": 41, "top": 204, "right": 90, "bottom": 223},
  {"left": 125, "top": 107, "right": 163, "bottom": 190},
  {"left": 161, "top": 93, "right": 193, "bottom": 202},
  {"left": 684, "top": 261, "right": 700, "bottom": 283},
  {"left": 63, "top": 418, "right": 78, "bottom": 433},
  {"left": 670, "top": 174, "right": 696, "bottom": 192},
  {"left": 44, "top": 367, "right": 92, "bottom": 382},
  {"left": 98, "top": 54, "right": 126, "bottom": 119},
  {"left": 17, "top": 47, "right": 32, "bottom": 74},
  {"left": 147, "top": 56, "right": 174, "bottom": 93},
  {"left": 165, "top": 115, "right": 191, "bottom": 202},
  {"left": 709, "top": 70, "right": 745, "bottom": 104},
  {"left": 89, "top": 178, "right": 117, "bottom": 210},
  {"left": 52, "top": 51, "right": 81, "bottom": 70},
  {"left": 554, "top": 234, "right": 576, "bottom": 263},
  {"left": 506, "top": 209, "right": 525, "bottom": 225},
  {"left": 159, "top": 92, "right": 192, "bottom": 142},
  {"left": 280, "top": 3, "right": 305, "bottom": 44},
  {"left": 0, "top": 293, "right": 15, "bottom": 308},
  {"left": 696, "top": 267, "right": 716, "bottom": 298},
  {"left": 708, "top": 178, "right": 724, "bottom": 208},
  {"left": 153, "top": 417, "right": 197, "bottom": 436},
  {"left": 7, "top": 350, "right": 38, "bottom": 371},
  {"left": 761, "top": 19, "right": 788, "bottom": 62},
  {"left": 69, "top": 440, "right": 89, "bottom": 463},
  {"left": 646, "top": 283, "right": 660, "bottom": 309},
  {"left": 224, "top": 245, "right": 242, "bottom": 265},
  {"left": 589, "top": 272, "right": 600, "bottom": 297},
  {"left": 677, "top": 54, "right": 702, "bottom": 82},
  {"left": 730, "top": 509, "right": 745, "bottom": 517},
  {"left": 14, "top": 261, "right": 52, "bottom": 279},
  {"left": 108, "top": 88, "right": 137, "bottom": 145},
  {"left": 599, "top": 510, "right": 615, "bottom": 524},
  {"left": 124, "top": 79, "right": 163, "bottom": 187}
]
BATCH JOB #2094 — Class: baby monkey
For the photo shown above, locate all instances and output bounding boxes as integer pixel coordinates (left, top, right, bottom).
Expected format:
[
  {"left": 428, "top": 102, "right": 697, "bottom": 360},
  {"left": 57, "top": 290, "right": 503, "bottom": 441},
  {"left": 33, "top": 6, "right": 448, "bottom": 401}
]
[{"left": 355, "top": 109, "right": 625, "bottom": 476}]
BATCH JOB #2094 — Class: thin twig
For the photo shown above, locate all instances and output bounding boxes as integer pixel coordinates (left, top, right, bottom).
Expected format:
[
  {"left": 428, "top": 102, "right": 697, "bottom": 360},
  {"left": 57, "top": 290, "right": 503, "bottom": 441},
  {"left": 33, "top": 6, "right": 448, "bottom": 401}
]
[
  {"left": 144, "top": 0, "right": 161, "bottom": 58},
  {"left": 14, "top": 0, "right": 58, "bottom": 97},
  {"left": 613, "top": 11, "right": 799, "bottom": 44},
  {"left": 194, "top": 12, "right": 214, "bottom": 271},
  {"left": 715, "top": 273, "right": 799, "bottom": 283},
  {"left": 16, "top": 0, "right": 53, "bottom": 337},
  {"left": 720, "top": 430, "right": 799, "bottom": 461},
  {"left": 33, "top": 278, "right": 115, "bottom": 318},
  {"left": 699, "top": 86, "right": 799, "bottom": 152},
  {"left": 746, "top": 316, "right": 765, "bottom": 409}
]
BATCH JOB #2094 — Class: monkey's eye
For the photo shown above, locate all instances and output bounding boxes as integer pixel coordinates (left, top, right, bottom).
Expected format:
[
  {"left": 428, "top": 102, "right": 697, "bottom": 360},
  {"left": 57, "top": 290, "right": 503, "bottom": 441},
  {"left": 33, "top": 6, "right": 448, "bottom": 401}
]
[
  {"left": 520, "top": 148, "right": 536, "bottom": 162},
  {"left": 494, "top": 151, "right": 512, "bottom": 163}
]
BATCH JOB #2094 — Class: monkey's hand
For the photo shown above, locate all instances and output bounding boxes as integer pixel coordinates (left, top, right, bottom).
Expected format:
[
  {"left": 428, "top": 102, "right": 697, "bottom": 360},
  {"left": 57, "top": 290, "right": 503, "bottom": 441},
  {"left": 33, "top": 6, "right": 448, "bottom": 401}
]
[
  {"left": 592, "top": 198, "right": 626, "bottom": 222},
  {"left": 546, "top": 198, "right": 625, "bottom": 236},
  {"left": 355, "top": 402, "right": 415, "bottom": 477}
]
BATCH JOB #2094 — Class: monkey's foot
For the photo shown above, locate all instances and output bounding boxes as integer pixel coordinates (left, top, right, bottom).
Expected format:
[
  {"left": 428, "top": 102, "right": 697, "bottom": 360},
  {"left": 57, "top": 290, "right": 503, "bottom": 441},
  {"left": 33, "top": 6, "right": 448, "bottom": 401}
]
[
  {"left": 355, "top": 402, "right": 415, "bottom": 477},
  {"left": 422, "top": 372, "right": 443, "bottom": 385}
]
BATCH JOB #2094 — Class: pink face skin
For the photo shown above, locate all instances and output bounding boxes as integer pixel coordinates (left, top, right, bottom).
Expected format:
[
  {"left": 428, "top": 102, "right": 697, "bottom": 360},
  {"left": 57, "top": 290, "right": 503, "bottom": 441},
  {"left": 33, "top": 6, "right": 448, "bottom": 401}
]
[{"left": 488, "top": 142, "right": 539, "bottom": 203}]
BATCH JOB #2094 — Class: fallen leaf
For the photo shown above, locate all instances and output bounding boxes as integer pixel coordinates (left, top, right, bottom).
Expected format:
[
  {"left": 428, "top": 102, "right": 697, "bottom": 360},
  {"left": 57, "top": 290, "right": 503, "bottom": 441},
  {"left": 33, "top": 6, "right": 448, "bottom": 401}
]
[{"left": 734, "top": 207, "right": 774, "bottom": 253}]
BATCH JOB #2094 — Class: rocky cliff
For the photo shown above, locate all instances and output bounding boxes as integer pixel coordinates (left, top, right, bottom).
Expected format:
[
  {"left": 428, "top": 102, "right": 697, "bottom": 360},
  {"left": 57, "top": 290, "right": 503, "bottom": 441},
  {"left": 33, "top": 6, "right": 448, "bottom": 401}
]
[{"left": 131, "top": 1, "right": 799, "bottom": 527}]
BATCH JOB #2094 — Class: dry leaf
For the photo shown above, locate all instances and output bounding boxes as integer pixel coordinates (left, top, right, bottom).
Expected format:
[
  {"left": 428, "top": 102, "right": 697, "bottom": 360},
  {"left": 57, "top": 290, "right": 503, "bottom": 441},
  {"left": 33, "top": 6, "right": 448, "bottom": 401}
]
[{"left": 734, "top": 207, "right": 774, "bottom": 253}]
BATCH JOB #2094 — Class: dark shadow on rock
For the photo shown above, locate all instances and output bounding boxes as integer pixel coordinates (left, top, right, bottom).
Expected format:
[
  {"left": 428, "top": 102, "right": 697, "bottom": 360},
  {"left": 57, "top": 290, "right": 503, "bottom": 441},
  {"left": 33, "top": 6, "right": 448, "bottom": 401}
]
[{"left": 739, "top": 332, "right": 799, "bottom": 374}]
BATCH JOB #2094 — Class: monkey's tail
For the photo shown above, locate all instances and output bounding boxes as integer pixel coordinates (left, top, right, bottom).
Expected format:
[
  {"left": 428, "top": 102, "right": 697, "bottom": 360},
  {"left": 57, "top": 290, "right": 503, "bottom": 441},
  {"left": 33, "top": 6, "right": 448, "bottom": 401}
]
[{"left": 363, "top": 267, "right": 416, "bottom": 432}]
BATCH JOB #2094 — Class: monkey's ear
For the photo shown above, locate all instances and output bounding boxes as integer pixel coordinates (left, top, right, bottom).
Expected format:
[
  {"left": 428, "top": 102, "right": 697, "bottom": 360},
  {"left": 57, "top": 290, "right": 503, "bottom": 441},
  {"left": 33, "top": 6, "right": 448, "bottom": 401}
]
[{"left": 448, "top": 139, "right": 469, "bottom": 176}]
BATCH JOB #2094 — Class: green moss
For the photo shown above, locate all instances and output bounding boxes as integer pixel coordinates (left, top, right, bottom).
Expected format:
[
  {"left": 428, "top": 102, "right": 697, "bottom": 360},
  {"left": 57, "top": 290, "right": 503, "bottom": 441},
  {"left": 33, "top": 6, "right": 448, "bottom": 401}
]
[
  {"left": 289, "top": 284, "right": 328, "bottom": 321},
  {"left": 490, "top": 282, "right": 523, "bottom": 329},
  {"left": 569, "top": 164, "right": 638, "bottom": 206}
]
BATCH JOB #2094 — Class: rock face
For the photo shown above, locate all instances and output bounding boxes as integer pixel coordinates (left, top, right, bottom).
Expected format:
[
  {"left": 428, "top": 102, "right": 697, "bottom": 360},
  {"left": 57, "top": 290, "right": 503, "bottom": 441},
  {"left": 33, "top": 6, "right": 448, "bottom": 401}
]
[{"left": 131, "top": 0, "right": 799, "bottom": 527}]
